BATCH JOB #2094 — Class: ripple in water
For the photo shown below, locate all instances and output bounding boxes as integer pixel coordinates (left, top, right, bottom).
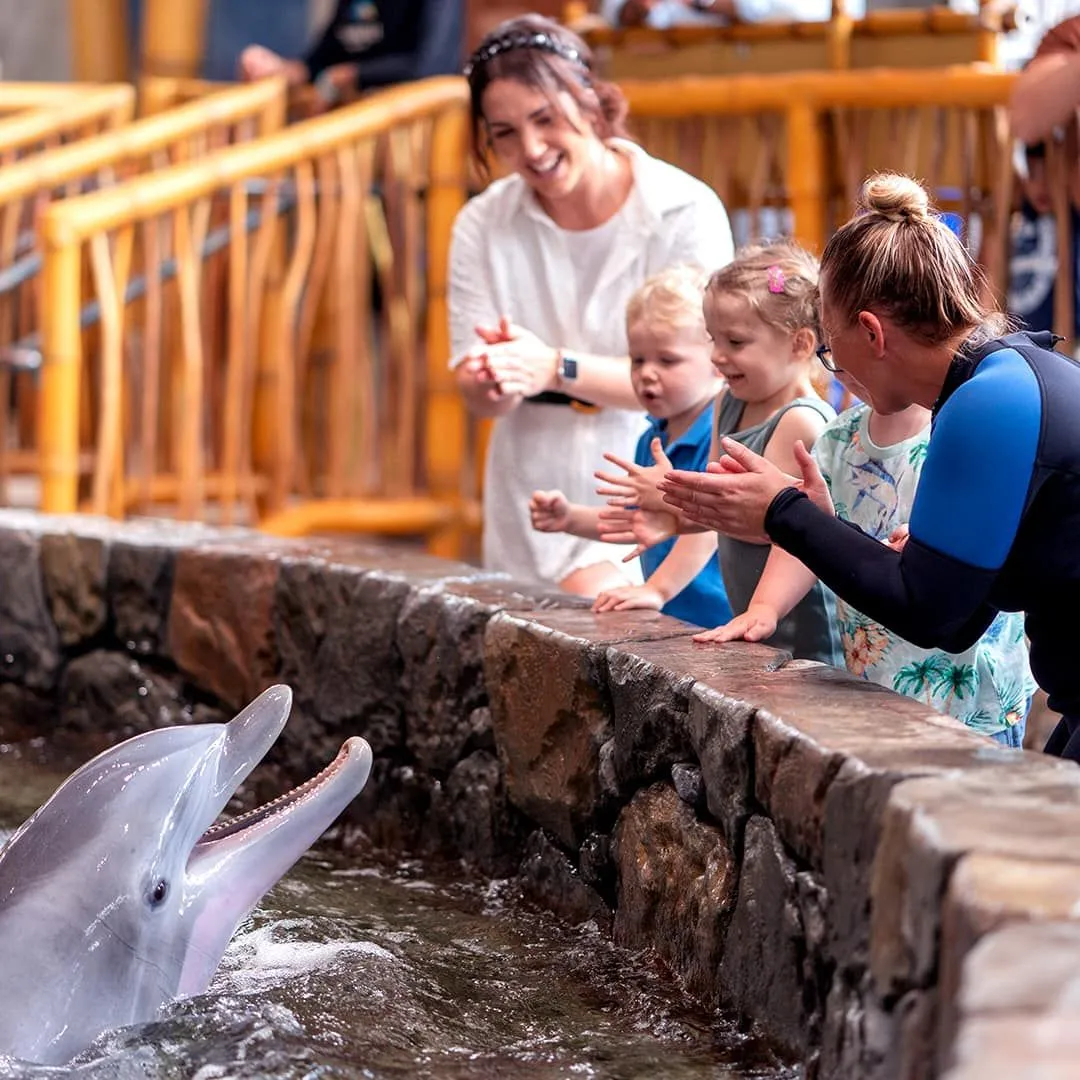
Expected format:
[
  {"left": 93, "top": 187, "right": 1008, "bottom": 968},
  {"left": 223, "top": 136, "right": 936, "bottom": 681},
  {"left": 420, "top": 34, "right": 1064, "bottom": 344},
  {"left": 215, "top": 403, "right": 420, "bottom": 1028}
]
[{"left": 0, "top": 758, "right": 794, "bottom": 1080}]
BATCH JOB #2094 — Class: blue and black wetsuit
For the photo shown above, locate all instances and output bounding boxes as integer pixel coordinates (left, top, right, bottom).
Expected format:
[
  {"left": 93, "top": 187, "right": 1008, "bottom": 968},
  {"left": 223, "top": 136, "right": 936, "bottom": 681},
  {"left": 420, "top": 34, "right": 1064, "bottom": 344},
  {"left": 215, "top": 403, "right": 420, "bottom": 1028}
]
[{"left": 765, "top": 330, "right": 1080, "bottom": 758}]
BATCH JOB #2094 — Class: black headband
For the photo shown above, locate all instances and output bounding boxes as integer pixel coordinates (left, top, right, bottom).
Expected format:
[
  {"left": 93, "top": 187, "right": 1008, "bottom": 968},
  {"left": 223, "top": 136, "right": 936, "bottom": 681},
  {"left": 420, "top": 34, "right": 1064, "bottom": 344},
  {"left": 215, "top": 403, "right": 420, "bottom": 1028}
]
[{"left": 463, "top": 30, "right": 587, "bottom": 79}]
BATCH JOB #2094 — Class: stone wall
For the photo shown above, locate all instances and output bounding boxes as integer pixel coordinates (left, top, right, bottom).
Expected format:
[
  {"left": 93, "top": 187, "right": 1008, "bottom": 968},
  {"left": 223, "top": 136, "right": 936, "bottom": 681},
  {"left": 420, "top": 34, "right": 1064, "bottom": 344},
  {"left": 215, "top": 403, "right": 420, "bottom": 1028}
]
[{"left": 0, "top": 510, "right": 1078, "bottom": 1079}]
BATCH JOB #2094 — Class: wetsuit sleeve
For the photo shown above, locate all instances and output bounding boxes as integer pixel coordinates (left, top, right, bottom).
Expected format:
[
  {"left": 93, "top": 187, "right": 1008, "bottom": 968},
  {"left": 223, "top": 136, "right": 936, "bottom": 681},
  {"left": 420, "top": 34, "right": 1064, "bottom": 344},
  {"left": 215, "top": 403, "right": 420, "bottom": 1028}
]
[
  {"left": 355, "top": 1, "right": 464, "bottom": 90},
  {"left": 304, "top": 0, "right": 352, "bottom": 79},
  {"left": 765, "top": 349, "right": 1042, "bottom": 652}
]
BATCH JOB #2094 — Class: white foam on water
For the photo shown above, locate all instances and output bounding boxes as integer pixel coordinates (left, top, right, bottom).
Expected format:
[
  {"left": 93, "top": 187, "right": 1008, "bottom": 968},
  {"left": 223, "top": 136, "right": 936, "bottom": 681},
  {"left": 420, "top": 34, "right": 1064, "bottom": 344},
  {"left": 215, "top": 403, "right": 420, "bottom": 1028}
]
[{"left": 216, "top": 920, "right": 396, "bottom": 995}]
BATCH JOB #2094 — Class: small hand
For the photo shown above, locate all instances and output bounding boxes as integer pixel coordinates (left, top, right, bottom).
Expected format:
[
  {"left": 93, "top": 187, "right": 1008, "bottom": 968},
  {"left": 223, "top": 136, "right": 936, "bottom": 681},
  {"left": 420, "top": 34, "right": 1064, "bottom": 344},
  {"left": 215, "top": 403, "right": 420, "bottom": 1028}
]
[
  {"left": 659, "top": 438, "right": 832, "bottom": 544},
  {"left": 592, "top": 582, "right": 666, "bottom": 613},
  {"left": 529, "top": 489, "right": 571, "bottom": 533},
  {"left": 692, "top": 603, "right": 779, "bottom": 644},
  {"left": 885, "top": 524, "right": 910, "bottom": 552},
  {"left": 594, "top": 437, "right": 673, "bottom": 512},
  {"left": 238, "top": 45, "right": 285, "bottom": 80},
  {"left": 597, "top": 504, "right": 677, "bottom": 561}
]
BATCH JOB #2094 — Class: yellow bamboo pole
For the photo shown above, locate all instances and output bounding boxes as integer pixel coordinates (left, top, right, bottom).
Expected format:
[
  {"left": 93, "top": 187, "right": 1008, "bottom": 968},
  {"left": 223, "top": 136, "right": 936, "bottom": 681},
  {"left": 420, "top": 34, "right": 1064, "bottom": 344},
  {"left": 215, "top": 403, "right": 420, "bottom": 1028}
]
[
  {"left": 41, "top": 79, "right": 469, "bottom": 240},
  {"left": 139, "top": 0, "right": 210, "bottom": 82},
  {"left": 39, "top": 233, "right": 84, "bottom": 514},
  {"left": 0, "top": 80, "right": 286, "bottom": 210},
  {"left": 0, "top": 85, "right": 135, "bottom": 160},
  {"left": 425, "top": 103, "right": 471, "bottom": 558},
  {"left": 0, "top": 83, "right": 122, "bottom": 112},
  {"left": 69, "top": 0, "right": 130, "bottom": 83}
]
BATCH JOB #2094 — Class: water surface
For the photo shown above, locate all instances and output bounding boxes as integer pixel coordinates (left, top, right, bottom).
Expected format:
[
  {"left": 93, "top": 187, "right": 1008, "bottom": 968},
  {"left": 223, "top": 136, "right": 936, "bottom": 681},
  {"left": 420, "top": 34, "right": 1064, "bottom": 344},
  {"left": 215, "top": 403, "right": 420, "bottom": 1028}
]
[{"left": 0, "top": 748, "right": 794, "bottom": 1080}]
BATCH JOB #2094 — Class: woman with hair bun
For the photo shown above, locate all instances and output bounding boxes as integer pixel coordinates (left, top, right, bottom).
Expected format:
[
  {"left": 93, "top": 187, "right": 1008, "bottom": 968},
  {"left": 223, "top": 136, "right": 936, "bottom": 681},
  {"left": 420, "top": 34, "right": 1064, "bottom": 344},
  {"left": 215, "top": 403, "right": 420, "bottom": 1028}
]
[
  {"left": 658, "top": 171, "right": 1080, "bottom": 761},
  {"left": 449, "top": 15, "right": 734, "bottom": 596}
]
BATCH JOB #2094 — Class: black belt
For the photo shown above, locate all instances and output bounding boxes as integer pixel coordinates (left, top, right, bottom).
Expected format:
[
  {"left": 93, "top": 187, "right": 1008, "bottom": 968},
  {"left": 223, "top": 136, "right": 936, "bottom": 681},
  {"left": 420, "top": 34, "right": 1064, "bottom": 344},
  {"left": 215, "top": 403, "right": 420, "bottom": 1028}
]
[{"left": 524, "top": 390, "right": 600, "bottom": 410}]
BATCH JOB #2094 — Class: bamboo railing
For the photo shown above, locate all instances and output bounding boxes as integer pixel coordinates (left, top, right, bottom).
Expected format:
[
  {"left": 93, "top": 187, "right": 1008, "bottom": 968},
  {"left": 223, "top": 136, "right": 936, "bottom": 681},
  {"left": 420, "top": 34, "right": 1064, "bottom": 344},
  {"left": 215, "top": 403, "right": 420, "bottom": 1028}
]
[
  {"left": 0, "top": 78, "right": 288, "bottom": 504},
  {"left": 568, "top": 2, "right": 1014, "bottom": 78},
  {"left": 38, "top": 76, "right": 472, "bottom": 555},
  {"left": 35, "top": 68, "right": 1069, "bottom": 558},
  {"left": 0, "top": 82, "right": 132, "bottom": 119},
  {"left": 0, "top": 86, "right": 136, "bottom": 164}
]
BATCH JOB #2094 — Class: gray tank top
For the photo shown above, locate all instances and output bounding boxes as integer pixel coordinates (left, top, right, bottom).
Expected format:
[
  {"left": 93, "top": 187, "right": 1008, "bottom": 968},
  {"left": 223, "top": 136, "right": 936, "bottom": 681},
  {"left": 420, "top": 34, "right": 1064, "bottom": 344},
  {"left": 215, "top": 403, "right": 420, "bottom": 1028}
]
[{"left": 714, "top": 392, "right": 844, "bottom": 665}]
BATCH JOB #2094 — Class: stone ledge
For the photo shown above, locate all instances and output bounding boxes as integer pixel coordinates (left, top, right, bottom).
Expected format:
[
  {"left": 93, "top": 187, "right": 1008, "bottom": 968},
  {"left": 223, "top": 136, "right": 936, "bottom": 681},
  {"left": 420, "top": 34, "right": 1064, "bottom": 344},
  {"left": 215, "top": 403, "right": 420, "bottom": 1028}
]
[{"left": 0, "top": 510, "right": 1075, "bottom": 1079}]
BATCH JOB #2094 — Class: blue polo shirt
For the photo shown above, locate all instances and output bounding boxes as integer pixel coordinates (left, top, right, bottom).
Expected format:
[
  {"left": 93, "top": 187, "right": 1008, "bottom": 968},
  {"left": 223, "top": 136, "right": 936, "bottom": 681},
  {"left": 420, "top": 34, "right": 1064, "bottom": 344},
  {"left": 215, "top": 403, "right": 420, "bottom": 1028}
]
[{"left": 637, "top": 403, "right": 732, "bottom": 628}]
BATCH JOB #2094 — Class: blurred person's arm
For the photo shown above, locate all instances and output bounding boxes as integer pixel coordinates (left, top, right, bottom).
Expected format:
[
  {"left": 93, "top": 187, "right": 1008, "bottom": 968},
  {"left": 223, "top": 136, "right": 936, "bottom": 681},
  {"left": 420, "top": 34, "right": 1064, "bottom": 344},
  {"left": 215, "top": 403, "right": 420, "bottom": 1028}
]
[
  {"left": 351, "top": 0, "right": 464, "bottom": 91},
  {"left": 1010, "top": 16, "right": 1080, "bottom": 146}
]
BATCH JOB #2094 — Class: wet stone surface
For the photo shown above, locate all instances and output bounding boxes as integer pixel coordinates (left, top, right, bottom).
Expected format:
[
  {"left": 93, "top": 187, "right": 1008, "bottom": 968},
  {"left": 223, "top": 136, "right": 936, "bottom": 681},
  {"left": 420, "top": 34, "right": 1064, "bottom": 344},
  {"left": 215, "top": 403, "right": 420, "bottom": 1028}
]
[
  {"left": 613, "top": 784, "right": 737, "bottom": 1006},
  {"left": 2, "top": 511, "right": 1079, "bottom": 1080}
]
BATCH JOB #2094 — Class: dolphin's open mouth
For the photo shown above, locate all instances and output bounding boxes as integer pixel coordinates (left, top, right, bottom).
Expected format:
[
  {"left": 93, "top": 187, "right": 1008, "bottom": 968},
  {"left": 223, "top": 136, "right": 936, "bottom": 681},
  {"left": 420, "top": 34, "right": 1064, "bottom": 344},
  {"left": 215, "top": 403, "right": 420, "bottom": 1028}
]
[{"left": 196, "top": 738, "right": 368, "bottom": 847}]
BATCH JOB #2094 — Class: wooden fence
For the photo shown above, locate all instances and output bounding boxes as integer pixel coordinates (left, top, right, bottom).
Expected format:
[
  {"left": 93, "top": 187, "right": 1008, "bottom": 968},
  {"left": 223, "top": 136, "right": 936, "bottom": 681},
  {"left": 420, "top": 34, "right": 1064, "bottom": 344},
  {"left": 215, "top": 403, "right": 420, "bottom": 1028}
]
[
  {"left": 38, "top": 76, "right": 472, "bottom": 554},
  {"left": 0, "top": 78, "right": 287, "bottom": 503},
  {"left": 33, "top": 67, "right": 1070, "bottom": 558}
]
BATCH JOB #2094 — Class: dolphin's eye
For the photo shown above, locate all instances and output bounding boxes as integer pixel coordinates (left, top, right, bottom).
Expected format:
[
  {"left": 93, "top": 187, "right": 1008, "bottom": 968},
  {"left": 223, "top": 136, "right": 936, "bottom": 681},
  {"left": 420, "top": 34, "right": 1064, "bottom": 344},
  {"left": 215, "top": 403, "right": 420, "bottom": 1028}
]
[{"left": 149, "top": 879, "right": 168, "bottom": 907}]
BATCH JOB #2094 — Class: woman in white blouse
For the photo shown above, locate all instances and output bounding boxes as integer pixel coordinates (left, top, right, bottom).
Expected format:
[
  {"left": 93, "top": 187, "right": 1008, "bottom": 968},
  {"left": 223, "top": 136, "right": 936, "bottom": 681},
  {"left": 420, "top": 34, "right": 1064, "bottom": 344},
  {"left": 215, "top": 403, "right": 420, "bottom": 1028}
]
[{"left": 450, "top": 15, "right": 734, "bottom": 595}]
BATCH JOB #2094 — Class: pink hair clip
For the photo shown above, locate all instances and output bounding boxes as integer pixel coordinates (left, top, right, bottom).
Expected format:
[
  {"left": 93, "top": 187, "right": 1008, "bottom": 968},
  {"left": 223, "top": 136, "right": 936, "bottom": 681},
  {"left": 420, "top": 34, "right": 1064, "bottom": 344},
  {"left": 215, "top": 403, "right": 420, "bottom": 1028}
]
[{"left": 767, "top": 265, "right": 785, "bottom": 294}]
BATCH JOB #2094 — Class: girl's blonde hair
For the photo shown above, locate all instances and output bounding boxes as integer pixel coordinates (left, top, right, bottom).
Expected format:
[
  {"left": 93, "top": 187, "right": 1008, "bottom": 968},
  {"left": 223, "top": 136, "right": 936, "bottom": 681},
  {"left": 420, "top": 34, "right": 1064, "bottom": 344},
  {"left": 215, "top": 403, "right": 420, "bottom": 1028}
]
[
  {"left": 820, "top": 172, "right": 1007, "bottom": 344},
  {"left": 625, "top": 263, "right": 710, "bottom": 339},
  {"left": 705, "top": 238, "right": 821, "bottom": 340}
]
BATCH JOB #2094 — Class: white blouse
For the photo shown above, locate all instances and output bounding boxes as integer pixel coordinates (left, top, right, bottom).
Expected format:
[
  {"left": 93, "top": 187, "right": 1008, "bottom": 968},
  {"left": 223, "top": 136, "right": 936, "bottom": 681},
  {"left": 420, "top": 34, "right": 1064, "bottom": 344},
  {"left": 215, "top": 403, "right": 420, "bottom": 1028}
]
[{"left": 449, "top": 141, "right": 734, "bottom": 585}]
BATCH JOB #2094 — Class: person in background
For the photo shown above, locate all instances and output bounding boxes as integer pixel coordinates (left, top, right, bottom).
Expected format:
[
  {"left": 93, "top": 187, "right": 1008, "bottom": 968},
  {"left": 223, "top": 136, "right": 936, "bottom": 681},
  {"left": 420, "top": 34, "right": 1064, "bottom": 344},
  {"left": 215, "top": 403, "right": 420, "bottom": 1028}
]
[
  {"left": 654, "top": 172, "right": 1080, "bottom": 762},
  {"left": 601, "top": 0, "right": 835, "bottom": 28},
  {"left": 1007, "top": 13, "right": 1080, "bottom": 337},
  {"left": 449, "top": 15, "right": 734, "bottom": 595},
  {"left": 531, "top": 264, "right": 732, "bottom": 627},
  {"left": 704, "top": 383, "right": 1037, "bottom": 747},
  {"left": 598, "top": 240, "right": 843, "bottom": 665},
  {"left": 238, "top": 0, "right": 464, "bottom": 108}
]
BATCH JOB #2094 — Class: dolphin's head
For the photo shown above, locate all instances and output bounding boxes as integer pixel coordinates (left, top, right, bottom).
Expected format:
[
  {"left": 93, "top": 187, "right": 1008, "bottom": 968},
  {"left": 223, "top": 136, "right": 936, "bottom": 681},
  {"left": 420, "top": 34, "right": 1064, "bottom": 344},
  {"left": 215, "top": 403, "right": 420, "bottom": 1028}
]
[{"left": 0, "top": 685, "right": 372, "bottom": 1066}]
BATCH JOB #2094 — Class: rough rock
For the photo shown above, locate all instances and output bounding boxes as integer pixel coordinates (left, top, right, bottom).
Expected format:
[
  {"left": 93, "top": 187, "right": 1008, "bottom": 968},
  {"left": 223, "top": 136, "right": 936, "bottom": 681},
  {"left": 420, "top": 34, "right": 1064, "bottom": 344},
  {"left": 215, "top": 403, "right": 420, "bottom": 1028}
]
[
  {"left": 687, "top": 685, "right": 757, "bottom": 852},
  {"left": 397, "top": 588, "right": 493, "bottom": 773},
  {"left": 606, "top": 647, "right": 694, "bottom": 791},
  {"left": 107, "top": 537, "right": 176, "bottom": 656},
  {"left": 671, "top": 762, "right": 704, "bottom": 809},
  {"left": 719, "top": 815, "right": 807, "bottom": 1056},
  {"left": 937, "top": 854, "right": 1080, "bottom": 1072},
  {"left": 944, "top": 921, "right": 1080, "bottom": 1079},
  {"left": 517, "top": 828, "right": 611, "bottom": 927},
  {"left": 274, "top": 560, "right": 409, "bottom": 767},
  {"left": 39, "top": 532, "right": 107, "bottom": 646},
  {"left": 613, "top": 783, "right": 737, "bottom": 1005},
  {"left": 425, "top": 749, "right": 527, "bottom": 876},
  {"left": 58, "top": 650, "right": 193, "bottom": 737},
  {"left": 870, "top": 769, "right": 1080, "bottom": 1003},
  {"left": 484, "top": 614, "right": 616, "bottom": 848},
  {"left": 168, "top": 546, "right": 281, "bottom": 709},
  {"left": 0, "top": 529, "right": 60, "bottom": 691}
]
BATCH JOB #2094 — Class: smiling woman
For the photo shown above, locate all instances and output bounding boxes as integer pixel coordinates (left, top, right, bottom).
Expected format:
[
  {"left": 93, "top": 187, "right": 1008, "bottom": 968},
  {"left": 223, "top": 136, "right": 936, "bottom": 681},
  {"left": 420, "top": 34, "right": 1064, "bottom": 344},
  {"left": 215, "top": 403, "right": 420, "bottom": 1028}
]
[
  {"left": 659, "top": 172, "right": 1080, "bottom": 762},
  {"left": 448, "top": 15, "right": 734, "bottom": 596}
]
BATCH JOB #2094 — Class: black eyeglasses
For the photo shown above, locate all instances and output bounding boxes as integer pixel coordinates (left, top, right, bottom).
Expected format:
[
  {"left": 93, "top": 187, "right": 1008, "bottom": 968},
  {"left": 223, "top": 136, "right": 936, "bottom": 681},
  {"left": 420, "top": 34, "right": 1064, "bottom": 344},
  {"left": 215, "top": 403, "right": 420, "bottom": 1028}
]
[{"left": 816, "top": 342, "right": 842, "bottom": 374}]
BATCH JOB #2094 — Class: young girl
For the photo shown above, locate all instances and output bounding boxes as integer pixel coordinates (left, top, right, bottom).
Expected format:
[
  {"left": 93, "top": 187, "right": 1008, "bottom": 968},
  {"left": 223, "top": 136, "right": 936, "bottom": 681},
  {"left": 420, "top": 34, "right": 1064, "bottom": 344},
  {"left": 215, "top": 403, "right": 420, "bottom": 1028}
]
[
  {"left": 529, "top": 265, "right": 731, "bottom": 627},
  {"left": 599, "top": 240, "right": 843, "bottom": 664},
  {"left": 701, "top": 382, "right": 1038, "bottom": 746}
]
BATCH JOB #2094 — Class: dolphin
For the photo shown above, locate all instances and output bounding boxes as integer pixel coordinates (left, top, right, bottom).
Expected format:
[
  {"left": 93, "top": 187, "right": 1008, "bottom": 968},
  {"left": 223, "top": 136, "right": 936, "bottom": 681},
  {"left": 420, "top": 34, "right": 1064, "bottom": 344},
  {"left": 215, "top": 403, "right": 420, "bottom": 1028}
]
[{"left": 0, "top": 683, "right": 373, "bottom": 1066}]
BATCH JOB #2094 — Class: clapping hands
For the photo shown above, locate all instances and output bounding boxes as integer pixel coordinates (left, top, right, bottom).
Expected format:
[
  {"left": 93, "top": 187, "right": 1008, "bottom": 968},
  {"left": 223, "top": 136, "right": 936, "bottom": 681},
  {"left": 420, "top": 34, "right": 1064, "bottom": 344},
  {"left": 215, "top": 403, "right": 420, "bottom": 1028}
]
[{"left": 594, "top": 437, "right": 673, "bottom": 513}]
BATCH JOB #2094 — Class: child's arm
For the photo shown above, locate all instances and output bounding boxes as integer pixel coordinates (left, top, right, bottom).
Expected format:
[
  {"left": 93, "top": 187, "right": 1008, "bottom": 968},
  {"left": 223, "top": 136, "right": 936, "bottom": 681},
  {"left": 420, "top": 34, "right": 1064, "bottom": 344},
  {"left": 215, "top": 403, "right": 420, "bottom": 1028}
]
[
  {"left": 592, "top": 531, "right": 718, "bottom": 612},
  {"left": 529, "top": 490, "right": 603, "bottom": 541},
  {"left": 694, "top": 543, "right": 818, "bottom": 643}
]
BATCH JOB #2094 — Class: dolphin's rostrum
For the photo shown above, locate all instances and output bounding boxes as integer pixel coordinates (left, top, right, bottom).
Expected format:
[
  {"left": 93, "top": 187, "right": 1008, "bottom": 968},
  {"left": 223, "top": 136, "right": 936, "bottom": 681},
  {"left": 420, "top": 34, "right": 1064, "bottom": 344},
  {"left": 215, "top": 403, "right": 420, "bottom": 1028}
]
[{"left": 0, "top": 684, "right": 373, "bottom": 1066}]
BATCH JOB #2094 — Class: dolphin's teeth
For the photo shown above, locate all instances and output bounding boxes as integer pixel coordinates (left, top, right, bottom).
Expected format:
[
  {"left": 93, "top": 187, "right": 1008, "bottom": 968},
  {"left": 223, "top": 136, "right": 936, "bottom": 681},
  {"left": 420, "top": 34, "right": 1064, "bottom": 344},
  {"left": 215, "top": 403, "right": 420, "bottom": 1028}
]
[{"left": 200, "top": 742, "right": 350, "bottom": 842}]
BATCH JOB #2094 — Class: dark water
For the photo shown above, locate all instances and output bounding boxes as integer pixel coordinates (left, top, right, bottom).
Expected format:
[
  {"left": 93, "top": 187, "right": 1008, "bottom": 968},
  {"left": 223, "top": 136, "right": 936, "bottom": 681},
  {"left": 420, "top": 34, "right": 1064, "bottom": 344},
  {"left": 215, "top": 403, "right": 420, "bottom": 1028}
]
[{"left": 0, "top": 751, "right": 794, "bottom": 1080}]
